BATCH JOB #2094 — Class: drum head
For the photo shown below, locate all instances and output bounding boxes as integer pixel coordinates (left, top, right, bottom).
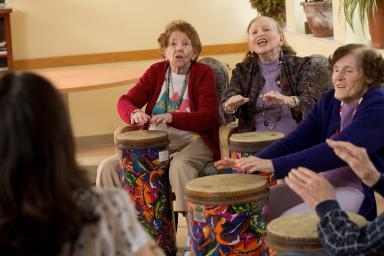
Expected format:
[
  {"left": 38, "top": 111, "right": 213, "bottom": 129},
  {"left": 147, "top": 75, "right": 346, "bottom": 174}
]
[
  {"left": 185, "top": 174, "right": 269, "bottom": 205},
  {"left": 229, "top": 131, "right": 284, "bottom": 152},
  {"left": 116, "top": 130, "right": 169, "bottom": 149},
  {"left": 266, "top": 212, "right": 367, "bottom": 253}
]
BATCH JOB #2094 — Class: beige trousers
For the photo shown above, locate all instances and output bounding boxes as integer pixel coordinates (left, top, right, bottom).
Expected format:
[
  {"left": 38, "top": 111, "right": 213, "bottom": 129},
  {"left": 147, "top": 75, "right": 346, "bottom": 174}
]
[
  {"left": 95, "top": 154, "right": 121, "bottom": 188},
  {"left": 95, "top": 138, "right": 214, "bottom": 212}
]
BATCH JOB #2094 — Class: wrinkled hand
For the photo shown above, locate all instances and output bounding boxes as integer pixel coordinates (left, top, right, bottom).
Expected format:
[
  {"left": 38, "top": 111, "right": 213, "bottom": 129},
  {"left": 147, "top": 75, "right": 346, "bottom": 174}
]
[
  {"left": 224, "top": 95, "right": 250, "bottom": 112},
  {"left": 285, "top": 167, "right": 336, "bottom": 210},
  {"left": 131, "top": 110, "right": 151, "bottom": 124},
  {"left": 262, "top": 91, "right": 296, "bottom": 108},
  {"left": 215, "top": 158, "right": 236, "bottom": 169},
  {"left": 327, "top": 139, "right": 381, "bottom": 187},
  {"left": 150, "top": 113, "right": 172, "bottom": 125},
  {"left": 235, "top": 156, "right": 274, "bottom": 174}
]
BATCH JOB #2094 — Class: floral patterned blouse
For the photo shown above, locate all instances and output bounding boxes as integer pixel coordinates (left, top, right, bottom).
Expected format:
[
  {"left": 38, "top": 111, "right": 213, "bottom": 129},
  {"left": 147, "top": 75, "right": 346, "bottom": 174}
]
[{"left": 60, "top": 188, "right": 150, "bottom": 256}]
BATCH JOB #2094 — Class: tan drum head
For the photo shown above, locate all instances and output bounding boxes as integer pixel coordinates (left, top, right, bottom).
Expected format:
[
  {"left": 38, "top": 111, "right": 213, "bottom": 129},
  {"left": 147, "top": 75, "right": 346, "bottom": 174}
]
[
  {"left": 229, "top": 131, "right": 284, "bottom": 152},
  {"left": 116, "top": 130, "right": 169, "bottom": 149},
  {"left": 266, "top": 212, "right": 367, "bottom": 253},
  {"left": 185, "top": 174, "right": 269, "bottom": 205}
]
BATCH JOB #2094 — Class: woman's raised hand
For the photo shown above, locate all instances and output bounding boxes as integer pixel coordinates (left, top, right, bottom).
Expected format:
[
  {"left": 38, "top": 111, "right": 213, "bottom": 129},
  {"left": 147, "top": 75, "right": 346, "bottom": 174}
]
[
  {"left": 327, "top": 139, "right": 381, "bottom": 187},
  {"left": 285, "top": 167, "right": 336, "bottom": 210},
  {"left": 224, "top": 95, "right": 250, "bottom": 112},
  {"left": 262, "top": 91, "right": 298, "bottom": 108}
]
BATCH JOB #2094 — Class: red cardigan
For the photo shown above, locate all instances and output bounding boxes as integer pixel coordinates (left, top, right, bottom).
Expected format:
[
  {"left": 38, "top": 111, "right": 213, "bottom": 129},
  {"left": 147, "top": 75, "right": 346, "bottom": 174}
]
[{"left": 118, "top": 60, "right": 220, "bottom": 160}]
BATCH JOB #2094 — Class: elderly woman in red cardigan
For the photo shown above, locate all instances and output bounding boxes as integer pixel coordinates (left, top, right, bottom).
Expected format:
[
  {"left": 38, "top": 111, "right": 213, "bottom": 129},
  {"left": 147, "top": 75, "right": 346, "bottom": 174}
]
[{"left": 96, "top": 20, "right": 220, "bottom": 217}]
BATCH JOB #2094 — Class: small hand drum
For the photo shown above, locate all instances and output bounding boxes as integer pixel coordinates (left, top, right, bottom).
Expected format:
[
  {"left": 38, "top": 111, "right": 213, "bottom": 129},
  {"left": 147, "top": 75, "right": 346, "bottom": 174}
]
[
  {"left": 116, "top": 130, "right": 176, "bottom": 255},
  {"left": 266, "top": 212, "right": 367, "bottom": 254},
  {"left": 185, "top": 174, "right": 270, "bottom": 255},
  {"left": 229, "top": 131, "right": 284, "bottom": 186}
]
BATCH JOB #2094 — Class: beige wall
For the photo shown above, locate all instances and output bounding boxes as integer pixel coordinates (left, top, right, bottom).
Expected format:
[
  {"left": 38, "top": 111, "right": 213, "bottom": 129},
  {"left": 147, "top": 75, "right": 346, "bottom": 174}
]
[
  {"left": 10, "top": 0, "right": 381, "bottom": 138},
  {"left": 66, "top": 54, "right": 244, "bottom": 137},
  {"left": 6, "top": 0, "right": 256, "bottom": 137},
  {"left": 8, "top": 0, "right": 255, "bottom": 60}
]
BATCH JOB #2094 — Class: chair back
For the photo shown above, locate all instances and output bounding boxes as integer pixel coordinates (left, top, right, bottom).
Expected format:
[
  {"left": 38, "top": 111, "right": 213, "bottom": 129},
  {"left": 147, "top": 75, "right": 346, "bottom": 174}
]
[
  {"left": 310, "top": 54, "right": 332, "bottom": 93},
  {"left": 199, "top": 57, "right": 230, "bottom": 103}
]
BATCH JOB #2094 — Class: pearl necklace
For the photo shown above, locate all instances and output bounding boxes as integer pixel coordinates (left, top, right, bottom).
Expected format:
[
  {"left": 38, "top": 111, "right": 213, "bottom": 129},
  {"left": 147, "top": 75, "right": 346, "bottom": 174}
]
[{"left": 258, "top": 65, "right": 283, "bottom": 130}]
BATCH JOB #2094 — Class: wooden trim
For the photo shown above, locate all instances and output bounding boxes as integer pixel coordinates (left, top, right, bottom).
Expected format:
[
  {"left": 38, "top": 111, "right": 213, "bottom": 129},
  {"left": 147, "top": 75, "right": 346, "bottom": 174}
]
[
  {"left": 14, "top": 42, "right": 248, "bottom": 70},
  {"left": 201, "top": 43, "right": 248, "bottom": 55},
  {"left": 75, "top": 133, "right": 114, "bottom": 148}
]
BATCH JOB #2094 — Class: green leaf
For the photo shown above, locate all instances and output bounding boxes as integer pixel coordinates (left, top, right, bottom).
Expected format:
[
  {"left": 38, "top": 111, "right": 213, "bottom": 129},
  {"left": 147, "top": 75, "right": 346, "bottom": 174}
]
[{"left": 342, "top": 0, "right": 378, "bottom": 32}]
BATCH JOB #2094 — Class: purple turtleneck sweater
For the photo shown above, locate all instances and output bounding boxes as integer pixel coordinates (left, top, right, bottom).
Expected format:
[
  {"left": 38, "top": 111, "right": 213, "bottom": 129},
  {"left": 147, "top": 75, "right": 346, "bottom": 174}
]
[
  {"left": 253, "top": 59, "right": 297, "bottom": 135},
  {"left": 322, "top": 100, "right": 363, "bottom": 192}
]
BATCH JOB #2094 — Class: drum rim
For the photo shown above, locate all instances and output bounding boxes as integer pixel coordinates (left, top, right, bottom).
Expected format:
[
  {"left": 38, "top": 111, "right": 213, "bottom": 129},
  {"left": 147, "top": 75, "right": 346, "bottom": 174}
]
[
  {"left": 185, "top": 192, "right": 269, "bottom": 205},
  {"left": 229, "top": 131, "right": 285, "bottom": 142},
  {"left": 185, "top": 174, "right": 269, "bottom": 205},
  {"left": 266, "top": 213, "right": 324, "bottom": 253},
  {"left": 116, "top": 130, "right": 169, "bottom": 148},
  {"left": 266, "top": 212, "right": 367, "bottom": 253},
  {"left": 229, "top": 131, "right": 284, "bottom": 152},
  {"left": 266, "top": 236, "right": 324, "bottom": 253}
]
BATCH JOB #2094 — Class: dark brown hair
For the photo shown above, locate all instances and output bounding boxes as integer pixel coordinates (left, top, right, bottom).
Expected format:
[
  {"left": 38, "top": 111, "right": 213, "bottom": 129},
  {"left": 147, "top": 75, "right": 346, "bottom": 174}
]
[
  {"left": 329, "top": 43, "right": 384, "bottom": 87},
  {"left": 157, "top": 20, "right": 202, "bottom": 61},
  {"left": 0, "top": 72, "right": 98, "bottom": 255},
  {"left": 244, "top": 16, "right": 296, "bottom": 62}
]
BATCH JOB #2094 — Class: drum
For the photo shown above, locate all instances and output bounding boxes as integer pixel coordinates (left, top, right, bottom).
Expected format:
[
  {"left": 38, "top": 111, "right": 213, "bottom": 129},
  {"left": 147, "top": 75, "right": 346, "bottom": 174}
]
[
  {"left": 229, "top": 131, "right": 284, "bottom": 186},
  {"left": 185, "top": 174, "right": 270, "bottom": 255},
  {"left": 266, "top": 212, "right": 367, "bottom": 254},
  {"left": 116, "top": 130, "right": 176, "bottom": 255}
]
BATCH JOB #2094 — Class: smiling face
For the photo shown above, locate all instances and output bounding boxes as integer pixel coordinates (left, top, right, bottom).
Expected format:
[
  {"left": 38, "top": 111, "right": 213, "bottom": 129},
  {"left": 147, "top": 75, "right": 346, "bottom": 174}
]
[
  {"left": 247, "top": 17, "right": 284, "bottom": 63},
  {"left": 164, "top": 31, "right": 196, "bottom": 74},
  {"left": 332, "top": 53, "right": 368, "bottom": 103}
]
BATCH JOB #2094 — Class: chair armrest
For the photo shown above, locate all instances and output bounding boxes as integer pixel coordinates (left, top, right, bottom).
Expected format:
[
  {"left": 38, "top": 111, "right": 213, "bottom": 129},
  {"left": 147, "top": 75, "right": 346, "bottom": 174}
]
[{"left": 219, "top": 120, "right": 238, "bottom": 159}]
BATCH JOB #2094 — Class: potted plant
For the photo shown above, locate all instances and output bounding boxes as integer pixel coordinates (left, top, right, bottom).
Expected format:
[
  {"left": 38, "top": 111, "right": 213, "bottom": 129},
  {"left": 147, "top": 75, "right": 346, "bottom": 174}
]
[
  {"left": 342, "top": 0, "right": 384, "bottom": 48},
  {"left": 249, "top": 0, "right": 286, "bottom": 26},
  {"left": 301, "top": 0, "right": 333, "bottom": 37}
]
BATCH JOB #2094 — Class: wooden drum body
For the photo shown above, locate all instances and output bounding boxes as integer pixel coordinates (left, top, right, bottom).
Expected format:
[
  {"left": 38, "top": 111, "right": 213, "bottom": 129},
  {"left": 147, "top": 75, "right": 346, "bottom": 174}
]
[
  {"left": 116, "top": 130, "right": 176, "bottom": 255},
  {"left": 266, "top": 212, "right": 367, "bottom": 254},
  {"left": 229, "top": 131, "right": 284, "bottom": 186},
  {"left": 185, "top": 174, "right": 270, "bottom": 255}
]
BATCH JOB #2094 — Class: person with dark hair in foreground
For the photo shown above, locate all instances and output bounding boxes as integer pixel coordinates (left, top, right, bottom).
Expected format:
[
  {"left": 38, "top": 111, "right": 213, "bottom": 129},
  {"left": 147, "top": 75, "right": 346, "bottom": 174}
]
[
  {"left": 0, "top": 72, "right": 164, "bottom": 256},
  {"left": 285, "top": 139, "right": 384, "bottom": 255}
]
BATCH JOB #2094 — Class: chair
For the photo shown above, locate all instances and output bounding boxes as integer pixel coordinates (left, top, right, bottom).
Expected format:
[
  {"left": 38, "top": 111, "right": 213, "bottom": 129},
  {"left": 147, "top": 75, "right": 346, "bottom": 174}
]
[
  {"left": 309, "top": 54, "right": 332, "bottom": 92},
  {"left": 198, "top": 57, "right": 231, "bottom": 175},
  {"left": 199, "top": 57, "right": 230, "bottom": 110}
]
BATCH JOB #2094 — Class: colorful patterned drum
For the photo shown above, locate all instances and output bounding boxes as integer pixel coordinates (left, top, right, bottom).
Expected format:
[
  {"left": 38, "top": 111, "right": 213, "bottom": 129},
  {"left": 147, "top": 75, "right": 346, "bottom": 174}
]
[
  {"left": 116, "top": 130, "right": 176, "bottom": 255},
  {"left": 185, "top": 174, "right": 270, "bottom": 255},
  {"left": 266, "top": 212, "right": 367, "bottom": 255},
  {"left": 229, "top": 131, "right": 284, "bottom": 186}
]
